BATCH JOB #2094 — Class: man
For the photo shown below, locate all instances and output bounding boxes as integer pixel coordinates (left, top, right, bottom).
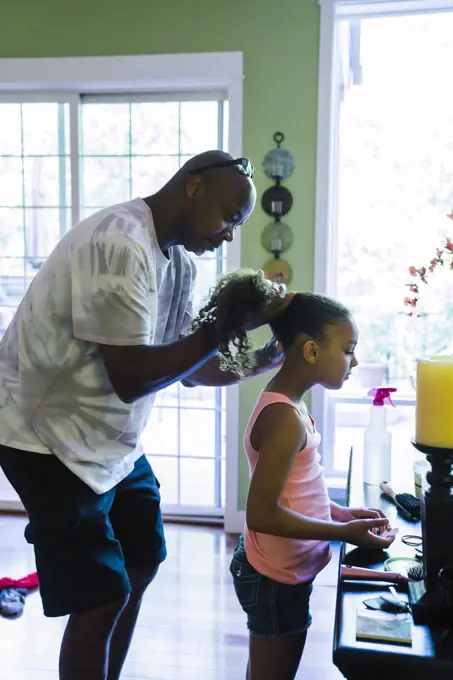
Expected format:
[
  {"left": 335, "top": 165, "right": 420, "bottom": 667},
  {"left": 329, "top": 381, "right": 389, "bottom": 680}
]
[{"left": 0, "top": 150, "right": 288, "bottom": 680}]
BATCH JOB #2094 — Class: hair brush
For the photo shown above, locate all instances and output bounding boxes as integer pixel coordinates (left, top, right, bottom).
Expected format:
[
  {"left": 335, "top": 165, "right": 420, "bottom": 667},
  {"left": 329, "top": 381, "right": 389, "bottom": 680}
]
[
  {"left": 407, "top": 562, "right": 424, "bottom": 582},
  {"left": 380, "top": 481, "right": 421, "bottom": 522}
]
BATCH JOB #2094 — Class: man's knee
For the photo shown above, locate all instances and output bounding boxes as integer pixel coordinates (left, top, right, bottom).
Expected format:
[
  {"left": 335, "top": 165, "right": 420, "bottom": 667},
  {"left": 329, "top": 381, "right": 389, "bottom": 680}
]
[
  {"left": 128, "top": 563, "right": 160, "bottom": 594},
  {"left": 68, "top": 595, "right": 130, "bottom": 631}
]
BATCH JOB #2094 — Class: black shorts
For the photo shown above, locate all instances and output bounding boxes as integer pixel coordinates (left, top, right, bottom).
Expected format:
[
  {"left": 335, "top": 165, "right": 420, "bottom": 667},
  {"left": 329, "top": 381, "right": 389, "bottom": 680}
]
[{"left": 0, "top": 445, "right": 166, "bottom": 617}]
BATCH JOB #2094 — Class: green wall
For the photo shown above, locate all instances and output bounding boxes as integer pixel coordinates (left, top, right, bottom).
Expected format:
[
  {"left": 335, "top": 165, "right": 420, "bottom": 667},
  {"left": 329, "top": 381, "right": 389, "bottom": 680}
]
[{"left": 0, "top": 0, "right": 321, "bottom": 510}]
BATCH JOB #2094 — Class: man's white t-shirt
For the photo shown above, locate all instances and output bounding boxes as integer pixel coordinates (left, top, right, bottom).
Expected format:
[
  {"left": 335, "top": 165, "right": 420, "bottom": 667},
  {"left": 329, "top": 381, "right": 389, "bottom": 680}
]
[{"left": 0, "top": 198, "right": 196, "bottom": 494}]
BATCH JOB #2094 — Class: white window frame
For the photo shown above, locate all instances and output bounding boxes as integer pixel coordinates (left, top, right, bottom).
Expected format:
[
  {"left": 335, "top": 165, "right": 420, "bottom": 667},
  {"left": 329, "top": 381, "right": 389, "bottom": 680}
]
[
  {"left": 314, "top": 0, "right": 453, "bottom": 490},
  {"left": 0, "top": 53, "right": 244, "bottom": 529}
]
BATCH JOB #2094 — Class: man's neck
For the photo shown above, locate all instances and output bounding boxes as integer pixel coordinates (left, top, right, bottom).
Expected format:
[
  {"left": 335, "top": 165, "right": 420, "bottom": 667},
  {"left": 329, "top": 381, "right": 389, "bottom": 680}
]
[{"left": 143, "top": 191, "right": 181, "bottom": 251}]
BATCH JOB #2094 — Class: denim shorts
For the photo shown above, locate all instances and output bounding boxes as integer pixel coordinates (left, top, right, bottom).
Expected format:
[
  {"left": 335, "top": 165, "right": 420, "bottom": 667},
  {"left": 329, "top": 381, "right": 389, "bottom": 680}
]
[
  {"left": 230, "top": 535, "right": 313, "bottom": 638},
  {"left": 0, "top": 446, "right": 167, "bottom": 617}
]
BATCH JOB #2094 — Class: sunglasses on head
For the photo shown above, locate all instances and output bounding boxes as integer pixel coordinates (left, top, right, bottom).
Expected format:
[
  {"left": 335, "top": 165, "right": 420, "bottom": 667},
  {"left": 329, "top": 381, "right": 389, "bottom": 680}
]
[{"left": 188, "top": 157, "right": 254, "bottom": 179}]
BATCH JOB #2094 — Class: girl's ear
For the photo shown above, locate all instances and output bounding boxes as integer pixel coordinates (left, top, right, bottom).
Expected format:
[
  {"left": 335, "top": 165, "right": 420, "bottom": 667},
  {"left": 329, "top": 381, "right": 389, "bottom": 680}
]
[
  {"left": 302, "top": 340, "right": 319, "bottom": 365},
  {"left": 276, "top": 341, "right": 284, "bottom": 354}
]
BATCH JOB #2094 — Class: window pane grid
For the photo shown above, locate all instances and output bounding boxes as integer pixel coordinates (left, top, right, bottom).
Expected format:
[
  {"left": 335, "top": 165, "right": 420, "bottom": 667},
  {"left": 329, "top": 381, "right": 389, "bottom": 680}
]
[
  {"left": 148, "top": 454, "right": 227, "bottom": 508},
  {"left": 141, "top": 377, "right": 226, "bottom": 508},
  {"left": 79, "top": 101, "right": 220, "bottom": 208},
  {"left": 0, "top": 102, "right": 71, "bottom": 337},
  {"left": 0, "top": 95, "right": 227, "bottom": 514}
]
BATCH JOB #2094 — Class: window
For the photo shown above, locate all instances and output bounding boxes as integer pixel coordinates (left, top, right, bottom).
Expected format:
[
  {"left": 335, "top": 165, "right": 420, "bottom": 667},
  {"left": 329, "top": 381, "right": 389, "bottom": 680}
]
[
  {"left": 0, "top": 53, "right": 242, "bottom": 519},
  {"left": 315, "top": 1, "right": 453, "bottom": 479},
  {"left": 0, "top": 101, "right": 71, "bottom": 331}
]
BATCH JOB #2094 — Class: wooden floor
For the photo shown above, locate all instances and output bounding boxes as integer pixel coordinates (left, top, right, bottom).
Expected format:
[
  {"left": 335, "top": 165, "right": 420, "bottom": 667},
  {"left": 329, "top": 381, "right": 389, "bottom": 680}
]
[{"left": 0, "top": 515, "right": 343, "bottom": 679}]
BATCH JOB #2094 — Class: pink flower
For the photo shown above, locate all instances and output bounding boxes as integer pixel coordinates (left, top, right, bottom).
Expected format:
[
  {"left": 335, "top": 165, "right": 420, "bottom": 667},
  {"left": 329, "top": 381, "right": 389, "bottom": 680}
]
[{"left": 405, "top": 213, "right": 453, "bottom": 314}]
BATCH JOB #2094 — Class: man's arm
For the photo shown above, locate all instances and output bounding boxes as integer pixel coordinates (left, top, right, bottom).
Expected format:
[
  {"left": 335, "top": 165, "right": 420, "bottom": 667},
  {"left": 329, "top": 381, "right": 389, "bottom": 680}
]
[
  {"left": 99, "top": 332, "right": 217, "bottom": 402},
  {"left": 181, "top": 343, "right": 278, "bottom": 387}
]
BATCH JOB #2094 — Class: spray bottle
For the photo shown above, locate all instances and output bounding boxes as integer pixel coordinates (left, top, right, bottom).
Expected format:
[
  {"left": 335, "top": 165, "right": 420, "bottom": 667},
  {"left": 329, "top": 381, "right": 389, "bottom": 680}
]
[{"left": 363, "top": 387, "right": 397, "bottom": 486}]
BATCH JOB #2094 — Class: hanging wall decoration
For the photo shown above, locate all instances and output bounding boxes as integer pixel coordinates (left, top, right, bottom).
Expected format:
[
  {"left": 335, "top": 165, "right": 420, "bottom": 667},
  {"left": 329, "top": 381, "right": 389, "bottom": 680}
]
[{"left": 260, "top": 132, "right": 295, "bottom": 285}]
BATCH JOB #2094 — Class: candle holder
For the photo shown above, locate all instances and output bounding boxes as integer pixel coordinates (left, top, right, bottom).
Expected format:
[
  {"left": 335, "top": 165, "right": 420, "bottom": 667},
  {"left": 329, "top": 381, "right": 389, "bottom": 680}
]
[{"left": 408, "top": 439, "right": 453, "bottom": 626}]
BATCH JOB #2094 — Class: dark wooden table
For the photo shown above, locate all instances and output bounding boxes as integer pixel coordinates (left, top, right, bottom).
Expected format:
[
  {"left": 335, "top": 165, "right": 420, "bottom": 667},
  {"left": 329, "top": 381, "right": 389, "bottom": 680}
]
[{"left": 333, "top": 448, "right": 453, "bottom": 680}]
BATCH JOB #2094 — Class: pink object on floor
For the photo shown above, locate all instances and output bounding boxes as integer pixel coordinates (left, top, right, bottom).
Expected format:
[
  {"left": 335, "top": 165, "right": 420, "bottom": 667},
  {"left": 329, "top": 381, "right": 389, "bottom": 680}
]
[{"left": 0, "top": 572, "right": 39, "bottom": 590}]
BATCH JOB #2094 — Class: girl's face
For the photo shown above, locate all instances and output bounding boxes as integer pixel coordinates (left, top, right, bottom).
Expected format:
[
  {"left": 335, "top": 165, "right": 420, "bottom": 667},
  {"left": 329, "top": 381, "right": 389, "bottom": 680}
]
[{"left": 307, "top": 318, "right": 359, "bottom": 390}]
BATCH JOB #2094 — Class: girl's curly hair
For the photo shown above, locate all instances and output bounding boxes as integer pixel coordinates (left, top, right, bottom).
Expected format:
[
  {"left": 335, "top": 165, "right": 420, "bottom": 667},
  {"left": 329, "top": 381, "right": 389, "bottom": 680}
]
[
  {"left": 190, "top": 268, "right": 282, "bottom": 377},
  {"left": 191, "top": 269, "right": 352, "bottom": 378}
]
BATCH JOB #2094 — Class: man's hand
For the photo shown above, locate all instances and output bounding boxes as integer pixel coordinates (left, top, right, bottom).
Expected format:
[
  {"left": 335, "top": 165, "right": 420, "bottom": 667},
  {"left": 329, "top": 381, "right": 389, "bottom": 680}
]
[
  {"left": 254, "top": 337, "right": 285, "bottom": 372},
  {"left": 243, "top": 272, "right": 294, "bottom": 332}
]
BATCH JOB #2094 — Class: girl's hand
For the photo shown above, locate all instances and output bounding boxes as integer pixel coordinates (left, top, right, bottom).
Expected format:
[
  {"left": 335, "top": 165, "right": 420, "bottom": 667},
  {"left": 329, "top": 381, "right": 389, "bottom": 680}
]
[
  {"left": 343, "top": 518, "right": 396, "bottom": 550},
  {"left": 331, "top": 503, "right": 388, "bottom": 524}
]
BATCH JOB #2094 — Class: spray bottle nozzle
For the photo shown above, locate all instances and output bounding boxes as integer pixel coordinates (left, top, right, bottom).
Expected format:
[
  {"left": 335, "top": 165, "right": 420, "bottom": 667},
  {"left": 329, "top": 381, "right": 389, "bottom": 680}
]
[{"left": 367, "top": 387, "right": 397, "bottom": 407}]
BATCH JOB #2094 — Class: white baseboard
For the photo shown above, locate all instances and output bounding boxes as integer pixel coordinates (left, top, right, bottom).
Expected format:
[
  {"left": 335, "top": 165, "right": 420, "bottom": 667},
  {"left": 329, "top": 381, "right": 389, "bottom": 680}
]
[
  {"left": 224, "top": 509, "right": 245, "bottom": 535},
  {"left": 0, "top": 499, "right": 24, "bottom": 512}
]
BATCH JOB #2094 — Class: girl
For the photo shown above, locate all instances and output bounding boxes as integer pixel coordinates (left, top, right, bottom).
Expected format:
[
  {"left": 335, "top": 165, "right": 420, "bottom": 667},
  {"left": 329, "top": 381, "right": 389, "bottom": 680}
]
[{"left": 192, "top": 271, "right": 394, "bottom": 680}]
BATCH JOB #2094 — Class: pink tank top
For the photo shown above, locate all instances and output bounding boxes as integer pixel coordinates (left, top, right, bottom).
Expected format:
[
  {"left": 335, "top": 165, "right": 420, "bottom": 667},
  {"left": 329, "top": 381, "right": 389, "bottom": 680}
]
[{"left": 244, "top": 391, "right": 332, "bottom": 585}]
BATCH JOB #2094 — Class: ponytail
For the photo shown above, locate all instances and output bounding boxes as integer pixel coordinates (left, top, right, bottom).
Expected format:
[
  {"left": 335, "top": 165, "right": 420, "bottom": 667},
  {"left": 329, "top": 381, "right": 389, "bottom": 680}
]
[{"left": 190, "top": 269, "right": 281, "bottom": 377}]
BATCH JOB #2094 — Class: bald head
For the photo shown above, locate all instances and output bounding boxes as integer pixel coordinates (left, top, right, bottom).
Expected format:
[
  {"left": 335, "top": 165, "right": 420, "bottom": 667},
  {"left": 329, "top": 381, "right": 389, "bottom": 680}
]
[
  {"left": 182, "top": 150, "right": 255, "bottom": 210},
  {"left": 149, "top": 150, "right": 256, "bottom": 255},
  {"left": 170, "top": 150, "right": 252, "bottom": 192},
  {"left": 182, "top": 150, "right": 235, "bottom": 173},
  {"left": 163, "top": 151, "right": 235, "bottom": 191}
]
